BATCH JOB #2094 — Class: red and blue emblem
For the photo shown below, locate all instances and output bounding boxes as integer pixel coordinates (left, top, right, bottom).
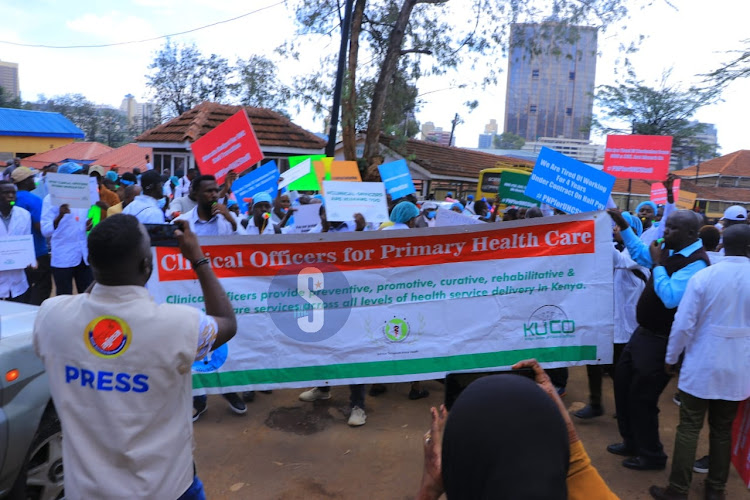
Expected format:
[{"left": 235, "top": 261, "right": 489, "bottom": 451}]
[{"left": 84, "top": 316, "right": 132, "bottom": 358}]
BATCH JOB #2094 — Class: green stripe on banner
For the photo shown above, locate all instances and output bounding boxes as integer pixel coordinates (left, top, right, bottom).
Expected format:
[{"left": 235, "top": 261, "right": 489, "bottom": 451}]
[{"left": 193, "top": 345, "right": 597, "bottom": 388}]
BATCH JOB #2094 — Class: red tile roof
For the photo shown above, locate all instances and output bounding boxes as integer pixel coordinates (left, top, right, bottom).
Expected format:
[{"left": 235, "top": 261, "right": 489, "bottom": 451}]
[
  {"left": 136, "top": 102, "right": 326, "bottom": 151},
  {"left": 675, "top": 150, "right": 750, "bottom": 178},
  {"left": 20, "top": 142, "right": 113, "bottom": 169},
  {"left": 612, "top": 177, "right": 750, "bottom": 203},
  {"left": 92, "top": 143, "right": 153, "bottom": 173},
  {"left": 379, "top": 135, "right": 534, "bottom": 178}
]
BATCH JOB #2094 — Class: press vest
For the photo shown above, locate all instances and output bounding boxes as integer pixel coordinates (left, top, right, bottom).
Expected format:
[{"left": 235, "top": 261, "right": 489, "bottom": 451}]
[{"left": 33, "top": 284, "right": 200, "bottom": 499}]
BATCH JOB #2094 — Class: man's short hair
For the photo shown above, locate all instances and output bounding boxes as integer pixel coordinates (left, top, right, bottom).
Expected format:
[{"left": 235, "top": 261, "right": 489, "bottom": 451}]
[
  {"left": 722, "top": 224, "right": 750, "bottom": 255},
  {"left": 88, "top": 214, "right": 145, "bottom": 271},
  {"left": 121, "top": 172, "right": 137, "bottom": 184},
  {"left": 140, "top": 170, "right": 162, "bottom": 189},
  {"left": 191, "top": 174, "right": 216, "bottom": 193},
  {"left": 699, "top": 225, "right": 721, "bottom": 252}
]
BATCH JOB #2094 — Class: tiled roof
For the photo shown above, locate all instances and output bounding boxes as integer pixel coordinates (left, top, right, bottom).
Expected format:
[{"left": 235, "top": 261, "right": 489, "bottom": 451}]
[
  {"left": 136, "top": 102, "right": 327, "bottom": 151},
  {"left": 91, "top": 143, "right": 153, "bottom": 173},
  {"left": 379, "top": 135, "right": 534, "bottom": 178},
  {"left": 20, "top": 142, "right": 113, "bottom": 169},
  {"left": 0, "top": 108, "right": 85, "bottom": 138},
  {"left": 674, "top": 150, "right": 750, "bottom": 178},
  {"left": 612, "top": 178, "right": 750, "bottom": 203}
]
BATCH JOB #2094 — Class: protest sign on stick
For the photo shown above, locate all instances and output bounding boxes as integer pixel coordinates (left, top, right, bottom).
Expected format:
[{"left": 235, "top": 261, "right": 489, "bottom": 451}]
[
  {"left": 231, "top": 161, "right": 280, "bottom": 215},
  {"left": 378, "top": 160, "right": 415, "bottom": 199},
  {"left": 498, "top": 172, "right": 540, "bottom": 208},
  {"left": 603, "top": 135, "right": 673, "bottom": 180}
]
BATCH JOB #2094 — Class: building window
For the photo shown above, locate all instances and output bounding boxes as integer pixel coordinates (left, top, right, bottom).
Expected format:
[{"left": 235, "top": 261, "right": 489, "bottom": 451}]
[
  {"left": 569, "top": 71, "right": 575, "bottom": 80},
  {"left": 532, "top": 69, "right": 539, "bottom": 78},
  {"left": 566, "top": 107, "right": 573, "bottom": 116},
  {"left": 530, "top": 105, "right": 537, "bottom": 113}
]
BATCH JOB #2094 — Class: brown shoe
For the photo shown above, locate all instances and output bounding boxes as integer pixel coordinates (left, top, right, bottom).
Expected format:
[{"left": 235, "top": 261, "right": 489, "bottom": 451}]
[
  {"left": 649, "top": 485, "right": 687, "bottom": 500},
  {"left": 704, "top": 485, "right": 726, "bottom": 500}
]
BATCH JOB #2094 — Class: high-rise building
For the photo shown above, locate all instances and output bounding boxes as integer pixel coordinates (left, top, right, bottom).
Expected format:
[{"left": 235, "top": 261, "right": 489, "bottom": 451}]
[
  {"left": 120, "top": 94, "right": 158, "bottom": 132},
  {"left": 504, "top": 23, "right": 597, "bottom": 142},
  {"left": 0, "top": 61, "right": 20, "bottom": 99},
  {"left": 421, "top": 122, "right": 454, "bottom": 146},
  {"left": 478, "top": 119, "right": 499, "bottom": 148}
]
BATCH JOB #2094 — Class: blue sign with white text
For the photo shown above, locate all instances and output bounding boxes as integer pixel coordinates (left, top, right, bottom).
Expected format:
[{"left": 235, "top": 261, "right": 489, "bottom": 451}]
[
  {"left": 232, "top": 161, "right": 280, "bottom": 214},
  {"left": 378, "top": 159, "right": 416, "bottom": 200},
  {"left": 524, "top": 148, "right": 615, "bottom": 214}
]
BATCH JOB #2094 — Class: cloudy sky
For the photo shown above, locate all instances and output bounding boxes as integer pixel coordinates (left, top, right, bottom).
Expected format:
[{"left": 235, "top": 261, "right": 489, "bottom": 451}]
[{"left": 1, "top": 0, "right": 748, "bottom": 155}]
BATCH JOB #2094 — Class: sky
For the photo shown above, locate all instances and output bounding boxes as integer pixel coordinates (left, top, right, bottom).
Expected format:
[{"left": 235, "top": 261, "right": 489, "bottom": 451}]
[{"left": 1, "top": 0, "right": 749, "bottom": 155}]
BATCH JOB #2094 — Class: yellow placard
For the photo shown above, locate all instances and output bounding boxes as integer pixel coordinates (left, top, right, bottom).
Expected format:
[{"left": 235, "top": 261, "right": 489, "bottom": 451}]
[
  {"left": 676, "top": 190, "right": 697, "bottom": 210},
  {"left": 313, "top": 161, "right": 362, "bottom": 193}
]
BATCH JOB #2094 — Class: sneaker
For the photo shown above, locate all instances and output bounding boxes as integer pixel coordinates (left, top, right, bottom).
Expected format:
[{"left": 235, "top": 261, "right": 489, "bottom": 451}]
[
  {"left": 348, "top": 406, "right": 367, "bottom": 426},
  {"left": 192, "top": 405, "right": 207, "bottom": 422},
  {"left": 299, "top": 387, "right": 331, "bottom": 402},
  {"left": 242, "top": 391, "right": 256, "bottom": 402},
  {"left": 693, "top": 455, "right": 709, "bottom": 474},
  {"left": 574, "top": 404, "right": 604, "bottom": 419},
  {"left": 673, "top": 392, "right": 681, "bottom": 407},
  {"left": 408, "top": 388, "right": 430, "bottom": 400},
  {"left": 222, "top": 393, "right": 247, "bottom": 415},
  {"left": 368, "top": 384, "right": 387, "bottom": 397}
]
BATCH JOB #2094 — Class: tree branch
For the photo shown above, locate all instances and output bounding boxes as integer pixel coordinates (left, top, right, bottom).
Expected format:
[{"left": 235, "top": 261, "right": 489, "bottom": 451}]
[{"left": 401, "top": 48, "right": 432, "bottom": 55}]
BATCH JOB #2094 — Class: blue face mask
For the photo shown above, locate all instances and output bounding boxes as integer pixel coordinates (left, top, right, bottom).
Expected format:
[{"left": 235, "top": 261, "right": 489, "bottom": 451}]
[
  {"left": 426, "top": 211, "right": 436, "bottom": 219},
  {"left": 157, "top": 197, "right": 167, "bottom": 209}
]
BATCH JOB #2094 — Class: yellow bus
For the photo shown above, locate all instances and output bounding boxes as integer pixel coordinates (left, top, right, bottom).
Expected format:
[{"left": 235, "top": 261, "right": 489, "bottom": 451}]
[{"left": 475, "top": 162, "right": 534, "bottom": 202}]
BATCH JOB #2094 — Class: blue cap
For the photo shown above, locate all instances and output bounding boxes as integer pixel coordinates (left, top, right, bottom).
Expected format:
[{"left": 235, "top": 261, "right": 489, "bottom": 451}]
[
  {"left": 170, "top": 175, "right": 179, "bottom": 187},
  {"left": 467, "top": 195, "right": 474, "bottom": 200},
  {"left": 105, "top": 171, "right": 119, "bottom": 182},
  {"left": 58, "top": 162, "right": 83, "bottom": 174}
]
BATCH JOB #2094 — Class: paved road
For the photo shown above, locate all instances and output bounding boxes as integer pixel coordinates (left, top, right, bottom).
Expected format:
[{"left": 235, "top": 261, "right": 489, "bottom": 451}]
[{"left": 193, "top": 367, "right": 747, "bottom": 499}]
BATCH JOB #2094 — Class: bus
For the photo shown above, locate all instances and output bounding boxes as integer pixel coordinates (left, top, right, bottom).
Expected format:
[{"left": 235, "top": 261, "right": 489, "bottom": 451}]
[{"left": 475, "top": 161, "right": 534, "bottom": 205}]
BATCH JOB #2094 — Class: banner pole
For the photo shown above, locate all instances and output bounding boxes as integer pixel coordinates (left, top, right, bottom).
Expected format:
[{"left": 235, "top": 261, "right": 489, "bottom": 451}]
[{"left": 626, "top": 179, "right": 632, "bottom": 211}]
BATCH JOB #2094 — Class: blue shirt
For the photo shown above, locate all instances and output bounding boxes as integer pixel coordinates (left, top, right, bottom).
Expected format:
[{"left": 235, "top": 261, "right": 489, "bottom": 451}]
[
  {"left": 621, "top": 228, "right": 707, "bottom": 309},
  {"left": 14, "top": 190, "right": 49, "bottom": 257}
]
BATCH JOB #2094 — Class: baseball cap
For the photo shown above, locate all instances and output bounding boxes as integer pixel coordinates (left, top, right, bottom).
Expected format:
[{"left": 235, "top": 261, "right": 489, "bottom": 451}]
[
  {"left": 58, "top": 162, "right": 83, "bottom": 175},
  {"left": 88, "top": 165, "right": 107, "bottom": 177},
  {"left": 720, "top": 205, "right": 747, "bottom": 221},
  {"left": 10, "top": 166, "right": 37, "bottom": 183}
]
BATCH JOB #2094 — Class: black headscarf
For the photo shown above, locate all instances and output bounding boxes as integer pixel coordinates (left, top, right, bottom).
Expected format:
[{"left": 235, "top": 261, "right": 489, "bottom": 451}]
[{"left": 441, "top": 374, "right": 570, "bottom": 499}]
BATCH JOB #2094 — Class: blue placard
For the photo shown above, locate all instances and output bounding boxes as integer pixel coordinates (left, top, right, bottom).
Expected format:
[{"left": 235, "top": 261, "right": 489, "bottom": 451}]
[
  {"left": 524, "top": 147, "right": 616, "bottom": 214},
  {"left": 232, "top": 161, "right": 280, "bottom": 214},
  {"left": 378, "top": 159, "right": 415, "bottom": 200}
]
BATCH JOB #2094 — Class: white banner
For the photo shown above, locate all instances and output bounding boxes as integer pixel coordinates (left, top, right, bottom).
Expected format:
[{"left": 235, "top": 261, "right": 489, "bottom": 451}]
[{"left": 147, "top": 212, "right": 614, "bottom": 394}]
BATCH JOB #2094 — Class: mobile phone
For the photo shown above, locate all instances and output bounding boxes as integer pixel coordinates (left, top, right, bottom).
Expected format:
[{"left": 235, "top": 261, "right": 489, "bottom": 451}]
[
  {"left": 144, "top": 223, "right": 179, "bottom": 247},
  {"left": 444, "top": 368, "right": 537, "bottom": 410}
]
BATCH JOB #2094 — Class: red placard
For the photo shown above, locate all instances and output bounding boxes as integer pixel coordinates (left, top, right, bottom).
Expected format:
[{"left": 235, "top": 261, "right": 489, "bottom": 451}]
[
  {"left": 190, "top": 110, "right": 264, "bottom": 184},
  {"left": 731, "top": 399, "right": 750, "bottom": 488},
  {"left": 604, "top": 135, "right": 673, "bottom": 180},
  {"left": 650, "top": 178, "right": 681, "bottom": 204}
]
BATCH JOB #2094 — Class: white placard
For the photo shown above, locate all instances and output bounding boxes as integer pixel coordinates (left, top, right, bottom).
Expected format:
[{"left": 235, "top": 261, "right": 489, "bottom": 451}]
[
  {"left": 46, "top": 173, "right": 94, "bottom": 209},
  {"left": 435, "top": 208, "right": 484, "bottom": 227},
  {"left": 0, "top": 235, "right": 36, "bottom": 271},
  {"left": 323, "top": 181, "right": 389, "bottom": 224},
  {"left": 292, "top": 203, "right": 322, "bottom": 233},
  {"left": 88, "top": 177, "right": 100, "bottom": 204},
  {"left": 278, "top": 159, "right": 312, "bottom": 190}
]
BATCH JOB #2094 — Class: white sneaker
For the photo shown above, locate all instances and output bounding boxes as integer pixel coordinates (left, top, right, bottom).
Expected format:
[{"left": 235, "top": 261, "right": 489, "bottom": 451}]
[
  {"left": 348, "top": 406, "right": 367, "bottom": 427},
  {"left": 299, "top": 387, "right": 331, "bottom": 402}
]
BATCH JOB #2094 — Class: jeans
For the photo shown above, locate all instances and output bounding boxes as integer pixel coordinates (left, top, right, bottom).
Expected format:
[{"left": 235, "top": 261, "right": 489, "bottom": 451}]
[
  {"left": 177, "top": 476, "right": 206, "bottom": 500},
  {"left": 668, "top": 391, "right": 739, "bottom": 494},
  {"left": 25, "top": 254, "right": 52, "bottom": 305},
  {"left": 317, "top": 385, "right": 366, "bottom": 409},
  {"left": 585, "top": 343, "right": 626, "bottom": 407},
  {"left": 52, "top": 260, "right": 93, "bottom": 295},
  {"left": 614, "top": 327, "right": 671, "bottom": 461}
]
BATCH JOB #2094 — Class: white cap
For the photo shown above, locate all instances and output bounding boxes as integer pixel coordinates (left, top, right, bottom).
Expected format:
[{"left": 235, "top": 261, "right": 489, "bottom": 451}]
[{"left": 720, "top": 205, "right": 747, "bottom": 221}]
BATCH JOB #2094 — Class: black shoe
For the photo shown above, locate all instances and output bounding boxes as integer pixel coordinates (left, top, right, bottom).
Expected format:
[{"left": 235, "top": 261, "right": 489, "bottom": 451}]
[
  {"left": 648, "top": 485, "right": 687, "bottom": 500},
  {"left": 242, "top": 391, "right": 256, "bottom": 402},
  {"left": 408, "top": 388, "right": 430, "bottom": 400},
  {"left": 222, "top": 393, "right": 247, "bottom": 415},
  {"left": 693, "top": 454, "right": 709, "bottom": 474},
  {"left": 607, "top": 442, "right": 637, "bottom": 456},
  {"left": 623, "top": 456, "right": 666, "bottom": 471},
  {"left": 672, "top": 392, "right": 681, "bottom": 407},
  {"left": 574, "top": 404, "right": 604, "bottom": 419},
  {"left": 260, "top": 390, "right": 273, "bottom": 394},
  {"left": 192, "top": 404, "right": 207, "bottom": 422},
  {"left": 369, "top": 384, "right": 387, "bottom": 397}
]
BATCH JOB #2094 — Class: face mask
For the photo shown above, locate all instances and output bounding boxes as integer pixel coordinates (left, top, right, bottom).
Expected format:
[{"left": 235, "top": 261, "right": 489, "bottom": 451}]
[
  {"left": 157, "top": 198, "right": 167, "bottom": 209},
  {"left": 426, "top": 211, "right": 436, "bottom": 219}
]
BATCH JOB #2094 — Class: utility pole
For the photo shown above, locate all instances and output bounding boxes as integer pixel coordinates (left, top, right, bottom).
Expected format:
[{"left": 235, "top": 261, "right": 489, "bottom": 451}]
[
  {"left": 448, "top": 113, "right": 461, "bottom": 147},
  {"left": 325, "top": 0, "right": 355, "bottom": 158}
]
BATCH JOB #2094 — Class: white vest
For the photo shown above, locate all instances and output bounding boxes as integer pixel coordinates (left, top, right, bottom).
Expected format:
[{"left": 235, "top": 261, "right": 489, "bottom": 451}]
[{"left": 33, "top": 284, "right": 200, "bottom": 499}]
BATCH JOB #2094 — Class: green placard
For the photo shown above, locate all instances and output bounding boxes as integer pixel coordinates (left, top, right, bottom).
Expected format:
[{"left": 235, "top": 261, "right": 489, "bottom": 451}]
[
  {"left": 498, "top": 171, "right": 541, "bottom": 208},
  {"left": 287, "top": 155, "right": 325, "bottom": 191}
]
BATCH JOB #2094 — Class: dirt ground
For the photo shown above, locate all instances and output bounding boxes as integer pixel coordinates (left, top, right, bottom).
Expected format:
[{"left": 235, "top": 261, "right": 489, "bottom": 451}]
[{"left": 193, "top": 367, "right": 748, "bottom": 499}]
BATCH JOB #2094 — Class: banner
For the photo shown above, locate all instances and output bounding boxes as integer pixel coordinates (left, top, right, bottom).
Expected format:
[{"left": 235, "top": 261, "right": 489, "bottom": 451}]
[
  {"left": 732, "top": 398, "right": 750, "bottom": 488},
  {"left": 525, "top": 147, "right": 615, "bottom": 214},
  {"left": 146, "top": 213, "right": 614, "bottom": 393},
  {"left": 190, "top": 110, "right": 264, "bottom": 184},
  {"left": 231, "top": 161, "right": 280, "bottom": 215},
  {"left": 603, "top": 135, "right": 673, "bottom": 180},
  {"left": 498, "top": 171, "right": 540, "bottom": 208},
  {"left": 378, "top": 159, "right": 416, "bottom": 199}
]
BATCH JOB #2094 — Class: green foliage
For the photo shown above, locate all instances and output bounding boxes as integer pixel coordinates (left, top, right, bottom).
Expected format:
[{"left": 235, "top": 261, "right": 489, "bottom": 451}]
[
  {"left": 702, "top": 38, "right": 750, "bottom": 96},
  {"left": 233, "top": 55, "right": 292, "bottom": 112},
  {"left": 0, "top": 86, "right": 23, "bottom": 109},
  {"left": 492, "top": 132, "right": 525, "bottom": 149}
]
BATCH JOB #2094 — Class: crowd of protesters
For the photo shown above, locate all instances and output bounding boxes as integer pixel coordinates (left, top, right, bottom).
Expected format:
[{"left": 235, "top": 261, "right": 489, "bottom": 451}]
[{"left": 1, "top": 157, "right": 748, "bottom": 499}]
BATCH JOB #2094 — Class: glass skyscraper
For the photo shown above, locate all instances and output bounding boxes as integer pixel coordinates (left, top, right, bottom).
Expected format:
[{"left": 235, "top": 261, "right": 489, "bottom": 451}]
[{"left": 503, "top": 23, "right": 597, "bottom": 141}]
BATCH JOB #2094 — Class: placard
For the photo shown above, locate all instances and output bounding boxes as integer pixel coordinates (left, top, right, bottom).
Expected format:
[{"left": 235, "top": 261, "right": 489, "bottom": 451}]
[
  {"left": 323, "top": 181, "right": 389, "bottom": 224},
  {"left": 0, "top": 235, "right": 36, "bottom": 271},
  {"left": 278, "top": 159, "right": 312, "bottom": 190},
  {"left": 524, "top": 147, "right": 615, "bottom": 214},
  {"left": 675, "top": 190, "right": 697, "bottom": 210},
  {"left": 288, "top": 155, "right": 325, "bottom": 191},
  {"left": 435, "top": 208, "right": 484, "bottom": 227},
  {"left": 378, "top": 159, "right": 416, "bottom": 199},
  {"left": 603, "top": 135, "right": 673, "bottom": 180},
  {"left": 45, "top": 173, "right": 95, "bottom": 209},
  {"left": 231, "top": 162, "right": 280, "bottom": 215},
  {"left": 292, "top": 203, "right": 322, "bottom": 233},
  {"left": 190, "top": 110, "right": 264, "bottom": 184},
  {"left": 498, "top": 171, "right": 540, "bottom": 208}
]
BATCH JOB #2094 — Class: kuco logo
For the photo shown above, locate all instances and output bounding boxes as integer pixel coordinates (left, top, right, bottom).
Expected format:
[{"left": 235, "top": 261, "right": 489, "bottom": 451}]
[
  {"left": 523, "top": 305, "right": 575, "bottom": 339},
  {"left": 383, "top": 318, "right": 410, "bottom": 342}
]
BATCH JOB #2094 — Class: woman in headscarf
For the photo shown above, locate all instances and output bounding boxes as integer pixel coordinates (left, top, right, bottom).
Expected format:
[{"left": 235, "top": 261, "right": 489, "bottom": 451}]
[{"left": 417, "top": 359, "right": 618, "bottom": 499}]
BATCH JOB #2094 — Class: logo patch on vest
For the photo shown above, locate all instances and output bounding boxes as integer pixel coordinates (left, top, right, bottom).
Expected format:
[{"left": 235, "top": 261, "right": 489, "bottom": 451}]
[{"left": 84, "top": 316, "right": 131, "bottom": 358}]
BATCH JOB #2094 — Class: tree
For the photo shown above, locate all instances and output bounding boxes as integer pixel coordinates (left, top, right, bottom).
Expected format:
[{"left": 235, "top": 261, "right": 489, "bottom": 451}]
[
  {"left": 493, "top": 132, "right": 525, "bottom": 149},
  {"left": 32, "top": 93, "right": 99, "bottom": 140},
  {"left": 146, "top": 40, "right": 233, "bottom": 118},
  {"left": 594, "top": 75, "right": 718, "bottom": 166},
  {"left": 287, "top": 0, "right": 653, "bottom": 169},
  {"left": 233, "top": 55, "right": 291, "bottom": 112},
  {"left": 702, "top": 38, "right": 750, "bottom": 95},
  {"left": 0, "top": 86, "right": 23, "bottom": 109}
]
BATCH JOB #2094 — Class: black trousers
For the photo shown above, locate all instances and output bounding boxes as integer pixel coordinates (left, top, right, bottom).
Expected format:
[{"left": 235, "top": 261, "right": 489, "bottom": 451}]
[
  {"left": 52, "top": 260, "right": 93, "bottom": 296},
  {"left": 585, "top": 343, "right": 626, "bottom": 407},
  {"left": 614, "top": 326, "right": 671, "bottom": 461},
  {"left": 25, "top": 254, "right": 52, "bottom": 305}
]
